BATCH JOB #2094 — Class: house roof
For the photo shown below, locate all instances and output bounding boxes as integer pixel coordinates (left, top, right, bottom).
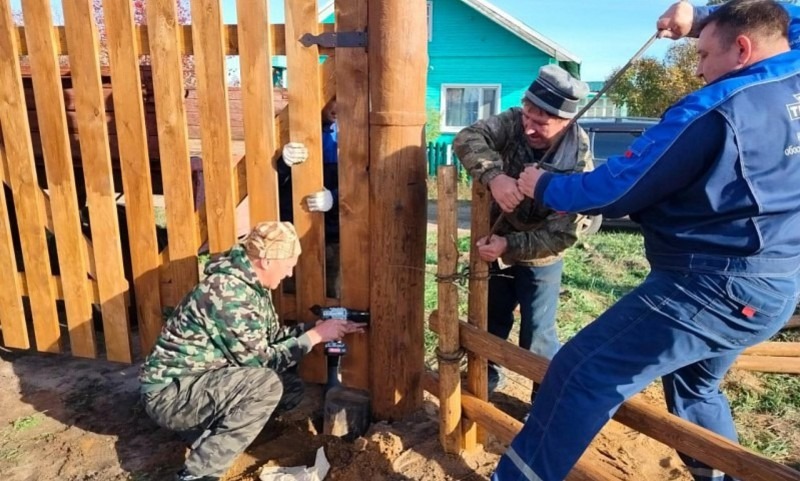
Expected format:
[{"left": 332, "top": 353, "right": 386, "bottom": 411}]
[
  {"left": 318, "top": 0, "right": 579, "bottom": 64},
  {"left": 458, "top": 0, "right": 579, "bottom": 64}
]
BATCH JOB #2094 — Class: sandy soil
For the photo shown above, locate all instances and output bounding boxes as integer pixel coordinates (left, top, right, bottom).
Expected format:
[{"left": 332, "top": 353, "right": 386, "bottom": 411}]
[{"left": 0, "top": 345, "right": 696, "bottom": 481}]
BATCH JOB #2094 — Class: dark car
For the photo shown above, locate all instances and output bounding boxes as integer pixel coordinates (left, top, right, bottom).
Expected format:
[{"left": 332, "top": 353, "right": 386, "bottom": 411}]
[{"left": 578, "top": 117, "right": 659, "bottom": 231}]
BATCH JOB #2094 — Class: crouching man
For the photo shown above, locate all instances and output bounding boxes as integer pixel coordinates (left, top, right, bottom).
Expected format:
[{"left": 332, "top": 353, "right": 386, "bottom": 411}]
[{"left": 139, "top": 221, "right": 365, "bottom": 481}]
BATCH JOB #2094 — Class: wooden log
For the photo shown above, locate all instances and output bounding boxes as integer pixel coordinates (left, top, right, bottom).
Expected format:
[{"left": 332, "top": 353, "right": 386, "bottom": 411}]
[
  {"left": 190, "top": 0, "right": 236, "bottom": 253},
  {"left": 146, "top": 0, "right": 198, "bottom": 308},
  {"left": 103, "top": 0, "right": 163, "bottom": 353},
  {"left": 323, "top": 385, "right": 371, "bottom": 441},
  {"left": 0, "top": 147, "right": 29, "bottom": 349},
  {"left": 436, "top": 166, "right": 462, "bottom": 453},
  {"left": 743, "top": 342, "right": 800, "bottom": 357},
  {"left": 285, "top": 0, "right": 327, "bottom": 384},
  {"left": 785, "top": 314, "right": 800, "bottom": 330},
  {"left": 63, "top": 0, "right": 131, "bottom": 362},
  {"left": 368, "top": 0, "right": 428, "bottom": 421},
  {"left": 337, "top": 0, "right": 371, "bottom": 393},
  {"left": 464, "top": 179, "right": 491, "bottom": 450},
  {"left": 15, "top": 23, "right": 336, "bottom": 57},
  {"left": 23, "top": 0, "right": 96, "bottom": 358},
  {"left": 429, "top": 316, "right": 800, "bottom": 481},
  {"left": 734, "top": 355, "right": 800, "bottom": 374},
  {"left": 421, "top": 372, "right": 617, "bottom": 481}
]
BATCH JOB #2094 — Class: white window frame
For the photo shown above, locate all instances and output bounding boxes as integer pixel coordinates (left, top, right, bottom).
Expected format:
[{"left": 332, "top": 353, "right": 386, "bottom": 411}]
[
  {"left": 427, "top": 1, "right": 433, "bottom": 41},
  {"left": 440, "top": 83, "right": 502, "bottom": 133}
]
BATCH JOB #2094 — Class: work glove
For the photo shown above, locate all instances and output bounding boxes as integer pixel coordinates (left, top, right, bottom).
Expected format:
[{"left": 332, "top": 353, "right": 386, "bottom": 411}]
[
  {"left": 282, "top": 142, "right": 308, "bottom": 166},
  {"left": 306, "top": 188, "right": 334, "bottom": 212}
]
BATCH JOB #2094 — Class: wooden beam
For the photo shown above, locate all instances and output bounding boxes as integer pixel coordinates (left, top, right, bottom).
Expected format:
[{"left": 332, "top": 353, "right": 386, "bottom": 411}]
[
  {"left": 285, "top": 0, "right": 327, "bottom": 384},
  {"left": 368, "top": 0, "right": 429, "bottom": 421},
  {"left": 23, "top": 0, "right": 96, "bottom": 358},
  {"left": 336, "top": 0, "right": 371, "bottom": 393},
  {"left": 464, "top": 180, "right": 491, "bottom": 449},
  {"left": 15, "top": 24, "right": 335, "bottom": 56},
  {"left": 422, "top": 372, "right": 617, "bottom": 481},
  {"left": 743, "top": 342, "right": 800, "bottom": 357},
  {"left": 63, "top": 0, "right": 131, "bottom": 362},
  {"left": 436, "top": 166, "right": 462, "bottom": 453},
  {"left": 429, "top": 315, "right": 800, "bottom": 481},
  {"left": 734, "top": 355, "right": 800, "bottom": 374}
]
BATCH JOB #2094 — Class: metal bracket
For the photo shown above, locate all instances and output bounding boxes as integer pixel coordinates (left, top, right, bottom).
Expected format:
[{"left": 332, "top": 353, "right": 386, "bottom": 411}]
[{"left": 300, "top": 31, "right": 367, "bottom": 49}]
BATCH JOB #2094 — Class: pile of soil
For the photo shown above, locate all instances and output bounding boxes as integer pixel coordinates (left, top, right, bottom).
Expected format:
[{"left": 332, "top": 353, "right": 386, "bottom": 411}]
[{"left": 0, "top": 348, "right": 690, "bottom": 481}]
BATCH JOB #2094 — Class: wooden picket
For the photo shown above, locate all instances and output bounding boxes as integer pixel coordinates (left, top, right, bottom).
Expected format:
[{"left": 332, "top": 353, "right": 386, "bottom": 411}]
[
  {"left": 145, "top": 0, "right": 198, "bottom": 308},
  {"left": 286, "top": 0, "right": 328, "bottom": 384},
  {"left": 22, "top": 0, "right": 96, "bottom": 358},
  {"left": 103, "top": 0, "right": 163, "bottom": 354},
  {"left": 63, "top": 0, "right": 131, "bottom": 362},
  {"left": 336, "top": 0, "right": 371, "bottom": 390}
]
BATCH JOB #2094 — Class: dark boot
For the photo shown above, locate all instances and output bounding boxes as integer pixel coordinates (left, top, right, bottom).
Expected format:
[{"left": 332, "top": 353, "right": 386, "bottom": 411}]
[{"left": 175, "top": 469, "right": 220, "bottom": 481}]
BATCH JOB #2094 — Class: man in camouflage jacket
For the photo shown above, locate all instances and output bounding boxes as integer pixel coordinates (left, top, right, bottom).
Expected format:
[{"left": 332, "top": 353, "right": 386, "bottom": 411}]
[
  {"left": 140, "top": 222, "right": 366, "bottom": 481},
  {"left": 453, "top": 65, "right": 592, "bottom": 398}
]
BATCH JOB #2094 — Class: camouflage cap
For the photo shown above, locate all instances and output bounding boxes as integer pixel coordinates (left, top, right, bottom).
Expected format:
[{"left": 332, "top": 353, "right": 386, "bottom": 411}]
[{"left": 242, "top": 221, "right": 301, "bottom": 260}]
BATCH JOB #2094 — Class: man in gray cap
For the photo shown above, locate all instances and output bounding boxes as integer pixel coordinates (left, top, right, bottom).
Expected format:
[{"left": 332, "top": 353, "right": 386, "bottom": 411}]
[{"left": 453, "top": 64, "right": 592, "bottom": 401}]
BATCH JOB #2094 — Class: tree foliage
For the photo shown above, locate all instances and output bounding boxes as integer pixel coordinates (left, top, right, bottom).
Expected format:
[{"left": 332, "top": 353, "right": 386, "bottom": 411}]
[{"left": 606, "top": 40, "right": 704, "bottom": 118}]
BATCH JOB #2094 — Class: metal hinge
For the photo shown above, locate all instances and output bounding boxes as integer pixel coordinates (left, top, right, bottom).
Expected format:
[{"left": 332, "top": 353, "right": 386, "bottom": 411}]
[{"left": 300, "top": 31, "right": 367, "bottom": 49}]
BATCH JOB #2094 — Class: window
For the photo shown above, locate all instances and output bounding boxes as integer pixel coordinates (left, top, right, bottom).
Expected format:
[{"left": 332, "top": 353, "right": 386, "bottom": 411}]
[
  {"left": 427, "top": 1, "right": 433, "bottom": 41},
  {"left": 440, "top": 84, "right": 501, "bottom": 132}
]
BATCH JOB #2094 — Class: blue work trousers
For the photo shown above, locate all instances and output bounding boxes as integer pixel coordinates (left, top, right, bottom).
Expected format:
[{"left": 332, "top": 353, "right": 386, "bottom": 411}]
[{"left": 493, "top": 268, "right": 799, "bottom": 481}]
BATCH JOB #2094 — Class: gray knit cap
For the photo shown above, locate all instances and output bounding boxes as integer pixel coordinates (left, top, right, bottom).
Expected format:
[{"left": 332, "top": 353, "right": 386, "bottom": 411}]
[{"left": 524, "top": 65, "right": 589, "bottom": 119}]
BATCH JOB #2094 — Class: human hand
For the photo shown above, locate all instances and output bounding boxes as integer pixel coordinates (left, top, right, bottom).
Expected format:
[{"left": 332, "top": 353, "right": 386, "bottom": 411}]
[
  {"left": 488, "top": 174, "right": 524, "bottom": 213},
  {"left": 282, "top": 142, "right": 308, "bottom": 166},
  {"left": 476, "top": 235, "right": 508, "bottom": 263},
  {"left": 517, "top": 165, "right": 545, "bottom": 198},
  {"left": 306, "top": 188, "right": 334, "bottom": 212},
  {"left": 307, "top": 319, "right": 367, "bottom": 345},
  {"left": 656, "top": 1, "right": 695, "bottom": 40}
]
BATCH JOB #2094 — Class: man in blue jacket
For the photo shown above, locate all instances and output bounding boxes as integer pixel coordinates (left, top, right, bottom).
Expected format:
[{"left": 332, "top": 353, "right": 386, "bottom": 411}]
[{"left": 492, "top": 1, "right": 800, "bottom": 480}]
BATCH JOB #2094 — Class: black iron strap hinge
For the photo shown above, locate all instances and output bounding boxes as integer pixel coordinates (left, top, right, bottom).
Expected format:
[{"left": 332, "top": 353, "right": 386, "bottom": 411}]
[{"left": 300, "top": 30, "right": 367, "bottom": 49}]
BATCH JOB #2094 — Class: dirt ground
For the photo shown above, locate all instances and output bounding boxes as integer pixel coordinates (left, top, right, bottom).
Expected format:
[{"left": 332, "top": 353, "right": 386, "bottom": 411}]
[{"left": 0, "top": 345, "right": 696, "bottom": 481}]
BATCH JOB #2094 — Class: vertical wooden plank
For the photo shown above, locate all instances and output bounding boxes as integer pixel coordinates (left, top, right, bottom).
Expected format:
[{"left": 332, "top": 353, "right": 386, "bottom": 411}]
[
  {"left": 103, "top": 0, "right": 163, "bottom": 353},
  {"left": 236, "top": 0, "right": 283, "bottom": 309},
  {"left": 464, "top": 181, "right": 490, "bottom": 449},
  {"left": 145, "top": 0, "right": 199, "bottom": 307},
  {"left": 190, "top": 0, "right": 236, "bottom": 253},
  {"left": 0, "top": 2, "right": 59, "bottom": 352},
  {"left": 368, "top": 0, "right": 428, "bottom": 420},
  {"left": 436, "top": 166, "right": 463, "bottom": 453},
  {"left": 0, "top": 144, "right": 29, "bottom": 349},
  {"left": 22, "top": 0, "right": 96, "bottom": 358},
  {"left": 63, "top": 0, "right": 131, "bottom": 362},
  {"left": 337, "top": 0, "right": 371, "bottom": 392},
  {"left": 285, "top": 0, "right": 327, "bottom": 383},
  {"left": 236, "top": 0, "right": 278, "bottom": 226}
]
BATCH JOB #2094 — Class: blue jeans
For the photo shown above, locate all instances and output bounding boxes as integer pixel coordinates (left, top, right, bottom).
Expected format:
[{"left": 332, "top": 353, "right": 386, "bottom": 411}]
[
  {"left": 493, "top": 269, "right": 799, "bottom": 481},
  {"left": 487, "top": 261, "right": 563, "bottom": 396}
]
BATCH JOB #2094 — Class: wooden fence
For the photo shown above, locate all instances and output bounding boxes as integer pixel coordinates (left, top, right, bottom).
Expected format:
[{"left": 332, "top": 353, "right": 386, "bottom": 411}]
[
  {"left": 0, "top": 0, "right": 376, "bottom": 391},
  {"left": 428, "top": 165, "right": 800, "bottom": 480}
]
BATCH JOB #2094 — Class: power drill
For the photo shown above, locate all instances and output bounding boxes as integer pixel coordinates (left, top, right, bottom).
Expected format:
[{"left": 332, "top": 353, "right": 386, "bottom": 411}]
[
  {"left": 310, "top": 305, "right": 370, "bottom": 393},
  {"left": 309, "top": 305, "right": 370, "bottom": 356}
]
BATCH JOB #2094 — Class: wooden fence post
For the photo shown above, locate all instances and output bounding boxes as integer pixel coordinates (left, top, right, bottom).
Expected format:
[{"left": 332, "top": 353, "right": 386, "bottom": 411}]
[
  {"left": 368, "top": 0, "right": 429, "bottom": 420},
  {"left": 436, "top": 165, "right": 462, "bottom": 453}
]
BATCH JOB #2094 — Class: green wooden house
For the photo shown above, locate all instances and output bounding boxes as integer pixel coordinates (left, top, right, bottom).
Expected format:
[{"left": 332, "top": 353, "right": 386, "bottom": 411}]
[{"left": 320, "top": 0, "right": 580, "bottom": 146}]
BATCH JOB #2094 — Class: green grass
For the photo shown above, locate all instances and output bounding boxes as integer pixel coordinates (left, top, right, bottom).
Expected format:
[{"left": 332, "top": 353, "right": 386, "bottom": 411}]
[{"left": 10, "top": 414, "right": 41, "bottom": 432}]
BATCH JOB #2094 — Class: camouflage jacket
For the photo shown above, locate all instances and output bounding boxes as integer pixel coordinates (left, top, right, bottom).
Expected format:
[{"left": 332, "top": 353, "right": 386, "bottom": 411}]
[
  {"left": 139, "top": 244, "right": 313, "bottom": 391},
  {"left": 453, "top": 107, "right": 592, "bottom": 266}
]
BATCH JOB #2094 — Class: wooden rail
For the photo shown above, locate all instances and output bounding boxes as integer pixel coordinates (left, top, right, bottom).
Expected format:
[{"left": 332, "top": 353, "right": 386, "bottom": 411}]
[{"left": 429, "top": 312, "right": 800, "bottom": 481}]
